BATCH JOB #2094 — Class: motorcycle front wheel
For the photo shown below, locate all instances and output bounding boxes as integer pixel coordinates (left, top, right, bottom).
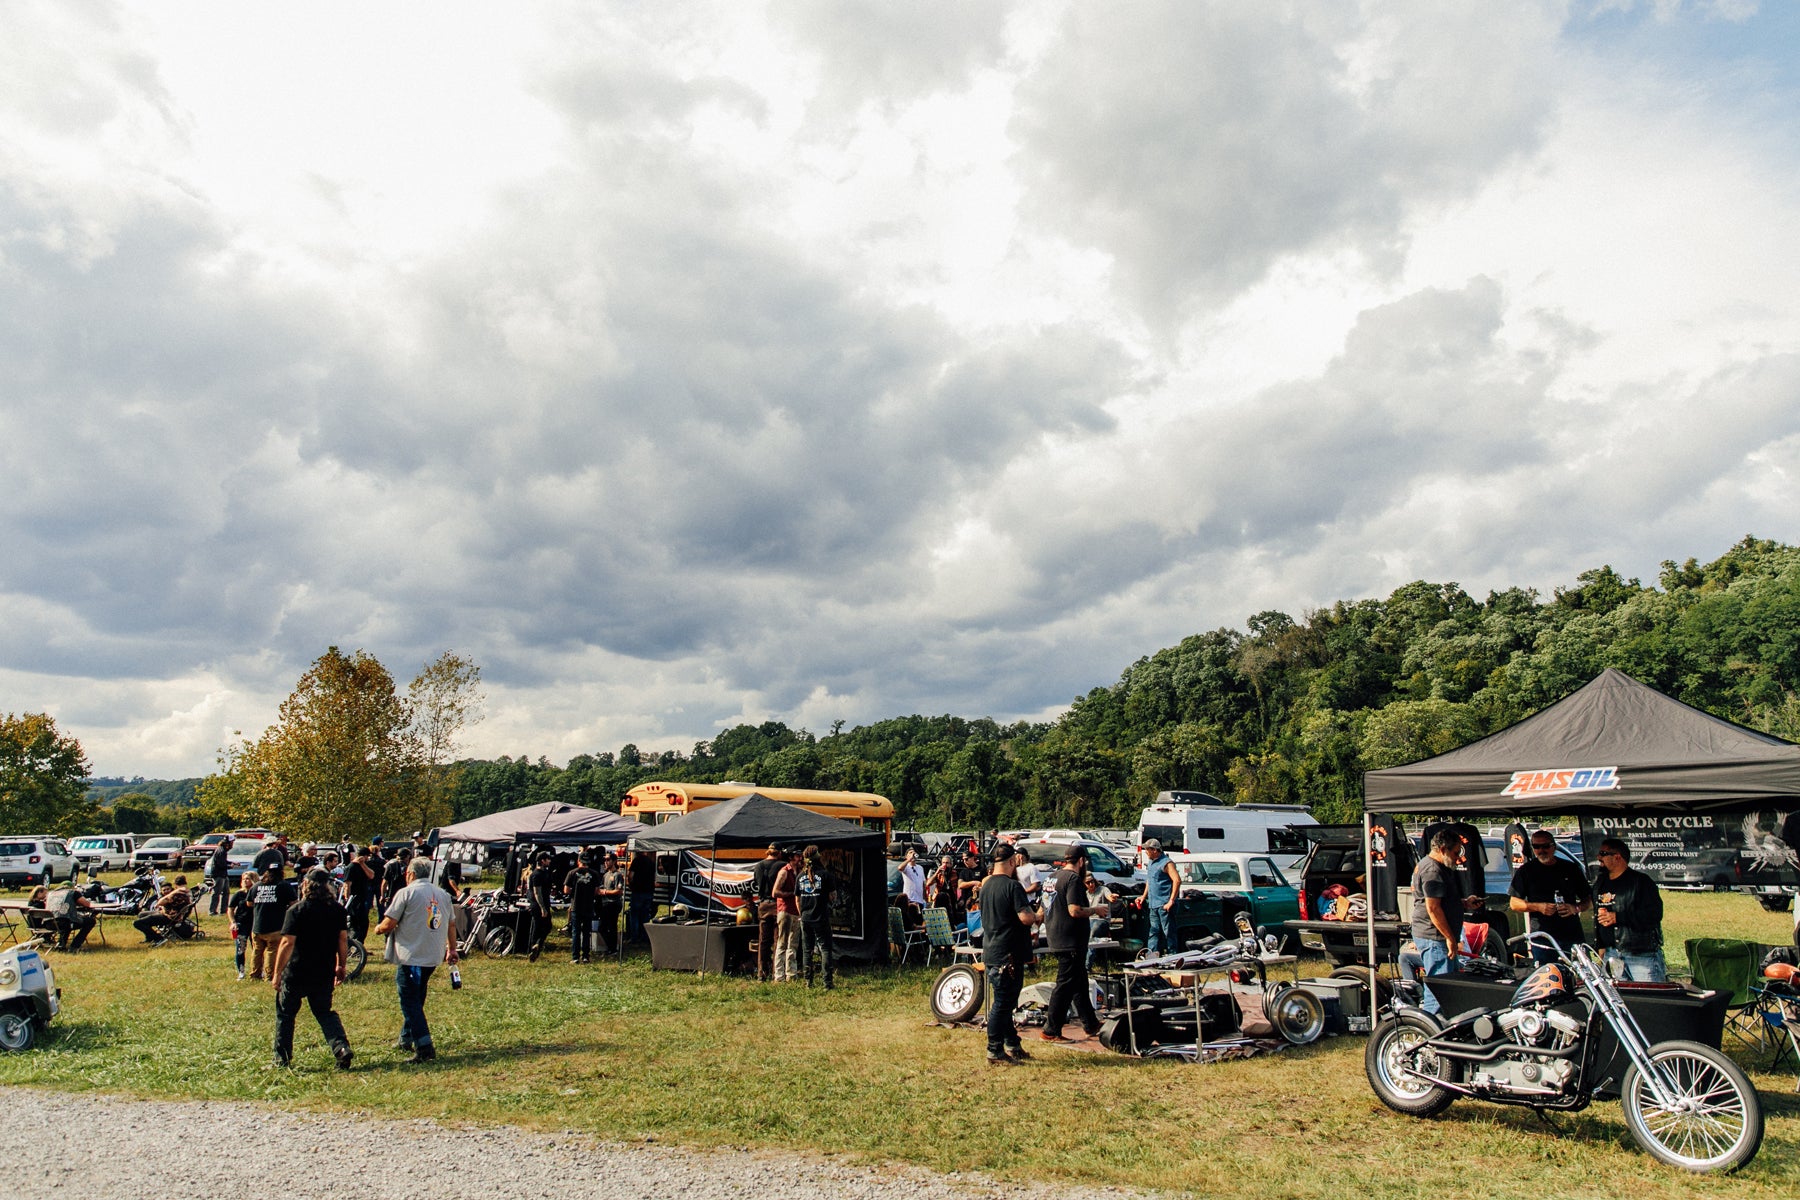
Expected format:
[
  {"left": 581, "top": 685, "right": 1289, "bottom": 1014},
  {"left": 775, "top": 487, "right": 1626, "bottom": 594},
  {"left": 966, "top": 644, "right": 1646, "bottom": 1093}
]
[
  {"left": 1365, "top": 1014, "right": 1456, "bottom": 1117},
  {"left": 1620, "top": 1040, "right": 1763, "bottom": 1173}
]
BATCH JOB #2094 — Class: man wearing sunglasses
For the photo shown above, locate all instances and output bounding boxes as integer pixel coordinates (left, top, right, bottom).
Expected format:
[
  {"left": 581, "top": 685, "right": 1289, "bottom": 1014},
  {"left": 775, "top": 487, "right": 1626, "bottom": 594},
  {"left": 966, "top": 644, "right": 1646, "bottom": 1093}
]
[
  {"left": 1592, "top": 838, "right": 1666, "bottom": 982},
  {"left": 1507, "top": 831, "right": 1591, "bottom": 963}
]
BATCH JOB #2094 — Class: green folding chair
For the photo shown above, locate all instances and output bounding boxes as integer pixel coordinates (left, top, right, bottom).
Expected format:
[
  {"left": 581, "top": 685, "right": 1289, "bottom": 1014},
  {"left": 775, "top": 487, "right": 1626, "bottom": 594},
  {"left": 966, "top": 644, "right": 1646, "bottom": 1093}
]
[
  {"left": 888, "top": 906, "right": 927, "bottom": 966},
  {"left": 1685, "top": 937, "right": 1763, "bottom": 1050}
]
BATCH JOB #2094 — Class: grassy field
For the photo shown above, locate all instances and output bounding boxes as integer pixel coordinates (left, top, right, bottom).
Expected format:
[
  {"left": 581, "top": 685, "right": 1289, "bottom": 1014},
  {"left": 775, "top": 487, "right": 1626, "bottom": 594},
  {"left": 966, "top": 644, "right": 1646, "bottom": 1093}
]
[{"left": 2, "top": 887, "right": 1795, "bottom": 1199}]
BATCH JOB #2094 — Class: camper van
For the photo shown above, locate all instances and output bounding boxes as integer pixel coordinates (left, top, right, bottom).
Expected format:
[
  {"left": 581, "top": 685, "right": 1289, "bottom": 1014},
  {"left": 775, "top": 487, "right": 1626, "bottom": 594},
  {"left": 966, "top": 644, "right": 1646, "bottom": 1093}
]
[{"left": 1133, "top": 792, "right": 1317, "bottom": 869}]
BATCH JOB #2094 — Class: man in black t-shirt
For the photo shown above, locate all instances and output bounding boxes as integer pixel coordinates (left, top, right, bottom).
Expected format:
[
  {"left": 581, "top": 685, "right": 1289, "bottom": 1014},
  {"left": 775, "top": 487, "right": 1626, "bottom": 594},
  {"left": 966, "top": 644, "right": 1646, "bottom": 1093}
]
[
  {"left": 564, "top": 852, "right": 600, "bottom": 964},
  {"left": 750, "top": 844, "right": 786, "bottom": 982},
  {"left": 341, "top": 846, "right": 377, "bottom": 945},
  {"left": 525, "top": 851, "right": 557, "bottom": 963},
  {"left": 978, "top": 843, "right": 1039, "bottom": 1064},
  {"left": 252, "top": 834, "right": 289, "bottom": 876},
  {"left": 269, "top": 867, "right": 352, "bottom": 1070},
  {"left": 380, "top": 847, "right": 412, "bottom": 913},
  {"left": 1040, "top": 848, "right": 1110, "bottom": 1043},
  {"left": 1508, "top": 832, "right": 1591, "bottom": 961},
  {"left": 249, "top": 864, "right": 299, "bottom": 981},
  {"left": 207, "top": 838, "right": 234, "bottom": 914},
  {"left": 626, "top": 847, "right": 657, "bottom": 945}
]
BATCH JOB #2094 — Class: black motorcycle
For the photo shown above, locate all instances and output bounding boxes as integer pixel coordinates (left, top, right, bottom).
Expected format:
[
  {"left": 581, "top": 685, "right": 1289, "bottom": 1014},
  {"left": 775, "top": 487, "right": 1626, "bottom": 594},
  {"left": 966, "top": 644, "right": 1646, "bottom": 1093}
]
[{"left": 1366, "top": 931, "right": 1763, "bottom": 1173}]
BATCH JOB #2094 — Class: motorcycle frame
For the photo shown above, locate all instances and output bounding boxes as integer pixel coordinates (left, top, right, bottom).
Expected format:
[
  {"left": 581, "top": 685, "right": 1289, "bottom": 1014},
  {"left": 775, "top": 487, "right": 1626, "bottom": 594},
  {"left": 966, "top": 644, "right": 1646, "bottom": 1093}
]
[{"left": 1399, "top": 932, "right": 1685, "bottom": 1113}]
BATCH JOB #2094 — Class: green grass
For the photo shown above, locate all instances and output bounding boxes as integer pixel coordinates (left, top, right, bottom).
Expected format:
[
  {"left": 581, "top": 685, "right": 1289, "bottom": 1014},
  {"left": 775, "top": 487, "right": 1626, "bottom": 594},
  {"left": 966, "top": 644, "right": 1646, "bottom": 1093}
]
[{"left": 2, "top": 889, "right": 1796, "bottom": 1199}]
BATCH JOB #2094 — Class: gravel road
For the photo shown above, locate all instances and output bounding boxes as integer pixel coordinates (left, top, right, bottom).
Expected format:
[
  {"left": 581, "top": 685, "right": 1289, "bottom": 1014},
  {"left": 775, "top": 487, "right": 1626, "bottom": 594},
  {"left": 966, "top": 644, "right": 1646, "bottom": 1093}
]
[{"left": 7, "top": 1090, "right": 1142, "bottom": 1200}]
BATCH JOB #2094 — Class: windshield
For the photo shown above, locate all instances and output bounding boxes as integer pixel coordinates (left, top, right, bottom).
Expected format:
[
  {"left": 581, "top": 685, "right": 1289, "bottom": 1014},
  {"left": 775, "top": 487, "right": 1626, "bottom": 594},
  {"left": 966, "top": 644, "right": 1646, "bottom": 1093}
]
[
  {"left": 72, "top": 837, "right": 108, "bottom": 851},
  {"left": 144, "top": 838, "right": 184, "bottom": 849}
]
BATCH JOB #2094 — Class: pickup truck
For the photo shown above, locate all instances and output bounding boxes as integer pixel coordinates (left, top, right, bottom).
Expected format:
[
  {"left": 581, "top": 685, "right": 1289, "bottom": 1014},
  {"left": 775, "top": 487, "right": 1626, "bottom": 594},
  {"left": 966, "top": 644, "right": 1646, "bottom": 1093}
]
[{"left": 1166, "top": 851, "right": 1300, "bottom": 931}]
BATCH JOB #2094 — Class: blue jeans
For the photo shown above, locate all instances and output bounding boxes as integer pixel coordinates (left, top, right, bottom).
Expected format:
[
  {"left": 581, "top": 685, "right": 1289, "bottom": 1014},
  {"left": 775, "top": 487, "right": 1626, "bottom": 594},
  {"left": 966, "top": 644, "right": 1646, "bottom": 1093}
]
[
  {"left": 986, "top": 961, "right": 1023, "bottom": 1056},
  {"left": 628, "top": 894, "right": 656, "bottom": 944},
  {"left": 1604, "top": 948, "right": 1667, "bottom": 982},
  {"left": 1415, "top": 938, "right": 1453, "bottom": 1015},
  {"left": 396, "top": 964, "right": 437, "bottom": 1049},
  {"left": 1146, "top": 906, "right": 1175, "bottom": 956}
]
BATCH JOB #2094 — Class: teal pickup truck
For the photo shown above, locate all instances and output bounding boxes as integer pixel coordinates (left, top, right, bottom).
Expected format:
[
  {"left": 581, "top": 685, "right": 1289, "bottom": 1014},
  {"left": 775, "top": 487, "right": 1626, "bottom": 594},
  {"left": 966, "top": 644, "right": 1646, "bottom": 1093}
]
[{"left": 1166, "top": 851, "right": 1302, "bottom": 941}]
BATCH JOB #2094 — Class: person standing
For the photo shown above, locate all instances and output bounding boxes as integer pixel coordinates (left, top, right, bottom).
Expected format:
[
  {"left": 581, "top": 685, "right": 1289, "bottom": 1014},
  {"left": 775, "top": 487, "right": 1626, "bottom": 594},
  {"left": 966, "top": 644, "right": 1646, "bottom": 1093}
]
[
  {"left": 750, "top": 843, "right": 785, "bottom": 982},
  {"left": 522, "top": 850, "right": 557, "bottom": 963},
  {"left": 1507, "top": 831, "right": 1592, "bottom": 962},
  {"left": 207, "top": 837, "right": 234, "bottom": 915},
  {"left": 1592, "top": 838, "right": 1667, "bottom": 981},
  {"left": 772, "top": 847, "right": 802, "bottom": 983},
  {"left": 626, "top": 847, "right": 657, "bottom": 945},
  {"left": 341, "top": 846, "right": 377, "bottom": 946},
  {"left": 563, "top": 850, "right": 599, "bottom": 964},
  {"left": 978, "top": 844, "right": 1040, "bottom": 1065},
  {"left": 927, "top": 855, "right": 963, "bottom": 928},
  {"left": 1410, "top": 829, "right": 1476, "bottom": 1014},
  {"left": 229, "top": 870, "right": 258, "bottom": 980},
  {"left": 250, "top": 864, "right": 298, "bottom": 981},
  {"left": 268, "top": 867, "right": 353, "bottom": 1071},
  {"left": 373, "top": 857, "right": 459, "bottom": 1063},
  {"left": 253, "top": 834, "right": 289, "bottom": 876},
  {"left": 897, "top": 847, "right": 928, "bottom": 929},
  {"left": 796, "top": 845, "right": 837, "bottom": 989},
  {"left": 1040, "top": 847, "right": 1109, "bottom": 1043},
  {"left": 1141, "top": 839, "right": 1180, "bottom": 957},
  {"left": 380, "top": 846, "right": 413, "bottom": 914},
  {"left": 596, "top": 852, "right": 624, "bottom": 958}
]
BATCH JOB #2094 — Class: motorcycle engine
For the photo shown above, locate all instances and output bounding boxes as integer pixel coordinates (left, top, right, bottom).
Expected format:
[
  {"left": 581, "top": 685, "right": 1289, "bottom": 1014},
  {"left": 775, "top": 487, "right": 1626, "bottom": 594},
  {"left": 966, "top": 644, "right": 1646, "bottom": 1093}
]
[{"left": 1467, "top": 1007, "right": 1583, "bottom": 1094}]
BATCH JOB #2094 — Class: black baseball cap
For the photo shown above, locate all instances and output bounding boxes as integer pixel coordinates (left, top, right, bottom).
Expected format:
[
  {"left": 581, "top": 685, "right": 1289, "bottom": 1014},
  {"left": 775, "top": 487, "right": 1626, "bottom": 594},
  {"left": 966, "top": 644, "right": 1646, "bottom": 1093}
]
[{"left": 991, "top": 843, "right": 1019, "bottom": 863}]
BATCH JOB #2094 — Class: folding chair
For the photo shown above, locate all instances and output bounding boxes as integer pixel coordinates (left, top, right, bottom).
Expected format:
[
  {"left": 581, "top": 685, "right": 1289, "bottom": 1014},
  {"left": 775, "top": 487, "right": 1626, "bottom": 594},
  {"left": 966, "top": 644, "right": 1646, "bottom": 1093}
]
[
  {"left": 1753, "top": 981, "right": 1799, "bottom": 1086},
  {"left": 1685, "top": 938, "right": 1762, "bottom": 1050},
  {"left": 887, "top": 906, "right": 927, "bottom": 966},
  {"left": 921, "top": 906, "right": 966, "bottom": 966}
]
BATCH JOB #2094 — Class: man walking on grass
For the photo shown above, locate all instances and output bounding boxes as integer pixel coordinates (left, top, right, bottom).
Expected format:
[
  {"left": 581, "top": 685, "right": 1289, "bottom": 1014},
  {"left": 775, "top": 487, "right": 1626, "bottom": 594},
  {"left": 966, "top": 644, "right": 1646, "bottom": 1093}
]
[
  {"left": 373, "top": 857, "right": 459, "bottom": 1063},
  {"left": 269, "top": 867, "right": 352, "bottom": 1071}
]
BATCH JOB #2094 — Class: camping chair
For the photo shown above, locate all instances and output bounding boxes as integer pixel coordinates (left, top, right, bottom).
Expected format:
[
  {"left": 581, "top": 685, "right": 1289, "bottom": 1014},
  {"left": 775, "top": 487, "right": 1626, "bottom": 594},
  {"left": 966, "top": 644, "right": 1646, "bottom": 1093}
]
[
  {"left": 921, "top": 906, "right": 966, "bottom": 966},
  {"left": 1685, "top": 938, "right": 1763, "bottom": 1050},
  {"left": 1753, "top": 980, "right": 1800, "bottom": 1087},
  {"left": 887, "top": 906, "right": 927, "bottom": 966}
]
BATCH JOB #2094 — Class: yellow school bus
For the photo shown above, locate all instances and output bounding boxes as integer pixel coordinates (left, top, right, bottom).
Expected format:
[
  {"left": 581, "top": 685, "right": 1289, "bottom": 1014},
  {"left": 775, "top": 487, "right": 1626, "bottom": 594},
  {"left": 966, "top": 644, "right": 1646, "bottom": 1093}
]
[{"left": 622, "top": 781, "right": 894, "bottom": 842}]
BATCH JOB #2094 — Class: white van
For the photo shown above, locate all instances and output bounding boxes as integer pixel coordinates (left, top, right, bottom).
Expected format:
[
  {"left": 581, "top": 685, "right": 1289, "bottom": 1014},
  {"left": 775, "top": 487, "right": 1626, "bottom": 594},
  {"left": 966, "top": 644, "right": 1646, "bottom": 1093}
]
[
  {"left": 1134, "top": 795, "right": 1317, "bottom": 869},
  {"left": 69, "top": 834, "right": 137, "bottom": 873}
]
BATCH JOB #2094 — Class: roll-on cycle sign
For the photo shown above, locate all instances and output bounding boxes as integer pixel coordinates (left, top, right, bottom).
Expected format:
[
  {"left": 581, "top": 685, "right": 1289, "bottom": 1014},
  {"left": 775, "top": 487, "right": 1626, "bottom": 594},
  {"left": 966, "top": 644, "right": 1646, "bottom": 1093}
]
[{"left": 1500, "top": 767, "right": 1620, "bottom": 799}]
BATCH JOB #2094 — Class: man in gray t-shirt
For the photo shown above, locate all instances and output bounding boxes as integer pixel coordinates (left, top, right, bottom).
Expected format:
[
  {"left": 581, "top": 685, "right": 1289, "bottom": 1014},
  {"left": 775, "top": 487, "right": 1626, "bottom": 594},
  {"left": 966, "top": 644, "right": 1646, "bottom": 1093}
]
[{"left": 373, "top": 858, "right": 459, "bottom": 1062}]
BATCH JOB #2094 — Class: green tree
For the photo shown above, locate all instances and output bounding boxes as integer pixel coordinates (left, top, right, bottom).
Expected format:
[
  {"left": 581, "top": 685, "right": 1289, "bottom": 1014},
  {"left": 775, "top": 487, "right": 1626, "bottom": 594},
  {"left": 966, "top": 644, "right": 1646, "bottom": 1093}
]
[
  {"left": 0, "top": 713, "right": 95, "bottom": 834},
  {"left": 1358, "top": 698, "right": 1484, "bottom": 770},
  {"left": 109, "top": 793, "right": 161, "bottom": 834}
]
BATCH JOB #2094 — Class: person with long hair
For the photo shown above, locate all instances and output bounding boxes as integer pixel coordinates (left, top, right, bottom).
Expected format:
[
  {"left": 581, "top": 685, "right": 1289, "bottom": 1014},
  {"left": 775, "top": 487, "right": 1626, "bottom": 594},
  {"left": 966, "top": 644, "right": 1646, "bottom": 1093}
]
[
  {"left": 229, "top": 870, "right": 258, "bottom": 980},
  {"left": 268, "top": 867, "right": 353, "bottom": 1070}
]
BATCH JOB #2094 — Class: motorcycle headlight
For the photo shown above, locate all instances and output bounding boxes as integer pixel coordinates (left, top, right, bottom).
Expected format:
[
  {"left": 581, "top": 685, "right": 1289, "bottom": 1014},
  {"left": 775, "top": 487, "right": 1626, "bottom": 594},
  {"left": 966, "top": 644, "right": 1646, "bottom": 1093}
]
[{"left": 0, "top": 967, "right": 18, "bottom": 988}]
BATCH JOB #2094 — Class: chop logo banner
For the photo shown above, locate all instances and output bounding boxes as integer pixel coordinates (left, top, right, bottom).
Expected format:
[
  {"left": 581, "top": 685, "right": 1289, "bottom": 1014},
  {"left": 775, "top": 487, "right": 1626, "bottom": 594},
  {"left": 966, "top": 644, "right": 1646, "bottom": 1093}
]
[
  {"left": 672, "top": 852, "right": 756, "bottom": 913},
  {"left": 1501, "top": 767, "right": 1619, "bottom": 799}
]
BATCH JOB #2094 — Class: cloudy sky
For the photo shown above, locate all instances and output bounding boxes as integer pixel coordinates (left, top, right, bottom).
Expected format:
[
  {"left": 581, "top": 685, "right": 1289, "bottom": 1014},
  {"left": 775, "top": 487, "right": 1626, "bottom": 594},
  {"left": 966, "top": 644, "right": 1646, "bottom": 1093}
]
[{"left": 4, "top": 1, "right": 1798, "bottom": 780}]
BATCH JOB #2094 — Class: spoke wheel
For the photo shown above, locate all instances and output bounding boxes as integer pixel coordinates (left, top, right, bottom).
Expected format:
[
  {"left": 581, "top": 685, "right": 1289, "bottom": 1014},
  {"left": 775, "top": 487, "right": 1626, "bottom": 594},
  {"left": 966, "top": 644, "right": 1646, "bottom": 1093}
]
[
  {"left": 344, "top": 938, "right": 367, "bottom": 980},
  {"left": 1621, "top": 1041, "right": 1763, "bottom": 1173},
  {"left": 480, "top": 925, "right": 516, "bottom": 958},
  {"left": 1364, "top": 1015, "right": 1455, "bottom": 1117}
]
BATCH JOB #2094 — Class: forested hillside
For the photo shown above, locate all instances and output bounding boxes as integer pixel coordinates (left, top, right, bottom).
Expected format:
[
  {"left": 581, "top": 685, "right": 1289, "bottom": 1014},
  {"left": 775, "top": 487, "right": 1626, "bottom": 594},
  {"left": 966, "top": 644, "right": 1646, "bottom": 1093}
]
[{"left": 444, "top": 536, "right": 1800, "bottom": 833}]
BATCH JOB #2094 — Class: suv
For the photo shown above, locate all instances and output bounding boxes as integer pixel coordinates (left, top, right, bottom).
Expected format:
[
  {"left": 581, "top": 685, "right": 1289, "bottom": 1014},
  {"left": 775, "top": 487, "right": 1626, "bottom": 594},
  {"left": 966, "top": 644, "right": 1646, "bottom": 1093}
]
[
  {"left": 0, "top": 837, "right": 77, "bottom": 887},
  {"left": 182, "top": 833, "right": 232, "bottom": 869},
  {"left": 132, "top": 836, "right": 187, "bottom": 870}
]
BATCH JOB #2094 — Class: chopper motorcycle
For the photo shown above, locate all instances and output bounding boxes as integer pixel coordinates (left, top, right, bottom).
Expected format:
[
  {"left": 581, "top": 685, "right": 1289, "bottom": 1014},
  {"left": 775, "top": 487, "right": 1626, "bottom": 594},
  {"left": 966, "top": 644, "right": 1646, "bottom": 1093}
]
[{"left": 1365, "top": 931, "right": 1762, "bottom": 1173}]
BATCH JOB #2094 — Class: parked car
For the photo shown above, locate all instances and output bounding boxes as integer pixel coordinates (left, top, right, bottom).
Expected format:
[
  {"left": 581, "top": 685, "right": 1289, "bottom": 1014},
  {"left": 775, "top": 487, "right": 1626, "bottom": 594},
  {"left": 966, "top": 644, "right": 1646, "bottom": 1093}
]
[
  {"left": 0, "top": 837, "right": 77, "bottom": 887},
  {"left": 222, "top": 838, "right": 266, "bottom": 885},
  {"left": 132, "top": 836, "right": 187, "bottom": 870},
  {"left": 1012, "top": 837, "right": 1142, "bottom": 892},
  {"left": 68, "top": 833, "right": 136, "bottom": 874},
  {"left": 1641, "top": 846, "right": 1741, "bottom": 891},
  {"left": 1167, "top": 851, "right": 1302, "bottom": 928},
  {"left": 182, "top": 832, "right": 232, "bottom": 869}
]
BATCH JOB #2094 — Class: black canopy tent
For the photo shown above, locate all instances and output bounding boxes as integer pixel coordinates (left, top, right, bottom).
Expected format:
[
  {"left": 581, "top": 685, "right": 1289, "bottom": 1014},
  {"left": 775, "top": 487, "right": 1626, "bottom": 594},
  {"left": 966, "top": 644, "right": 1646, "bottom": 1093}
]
[
  {"left": 1364, "top": 669, "right": 1800, "bottom": 817},
  {"left": 1356, "top": 669, "right": 1800, "bottom": 1000},
  {"left": 629, "top": 792, "right": 890, "bottom": 969}
]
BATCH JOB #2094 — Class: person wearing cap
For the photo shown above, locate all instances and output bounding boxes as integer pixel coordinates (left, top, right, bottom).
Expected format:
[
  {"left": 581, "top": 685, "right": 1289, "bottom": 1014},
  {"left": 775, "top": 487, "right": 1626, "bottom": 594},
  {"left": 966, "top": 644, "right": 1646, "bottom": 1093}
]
[
  {"left": 751, "top": 843, "right": 786, "bottom": 982},
  {"left": 525, "top": 849, "right": 558, "bottom": 963},
  {"left": 979, "top": 842, "right": 1041, "bottom": 1064},
  {"left": 1142, "top": 839, "right": 1180, "bottom": 957},
  {"left": 563, "top": 849, "right": 600, "bottom": 964},
  {"left": 206, "top": 835, "right": 234, "bottom": 915},
  {"left": 269, "top": 865, "right": 353, "bottom": 1069},
  {"left": 796, "top": 845, "right": 838, "bottom": 988},
  {"left": 253, "top": 833, "right": 290, "bottom": 877},
  {"left": 1041, "top": 846, "right": 1109, "bottom": 1044},
  {"left": 380, "top": 845, "right": 414, "bottom": 913},
  {"left": 374, "top": 857, "right": 459, "bottom": 1063},
  {"left": 596, "top": 851, "right": 625, "bottom": 958}
]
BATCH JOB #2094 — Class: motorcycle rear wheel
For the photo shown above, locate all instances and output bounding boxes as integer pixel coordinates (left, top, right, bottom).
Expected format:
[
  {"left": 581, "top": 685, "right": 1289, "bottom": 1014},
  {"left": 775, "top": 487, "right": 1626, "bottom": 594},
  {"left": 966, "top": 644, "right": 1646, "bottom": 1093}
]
[
  {"left": 1365, "top": 1014, "right": 1456, "bottom": 1117},
  {"left": 1620, "top": 1040, "right": 1763, "bottom": 1173},
  {"left": 480, "top": 925, "right": 517, "bottom": 958}
]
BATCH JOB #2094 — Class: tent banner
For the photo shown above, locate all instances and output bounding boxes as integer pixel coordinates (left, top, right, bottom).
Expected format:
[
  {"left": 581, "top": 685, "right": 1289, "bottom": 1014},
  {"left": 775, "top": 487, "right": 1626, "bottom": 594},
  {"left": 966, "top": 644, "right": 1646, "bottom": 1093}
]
[
  {"left": 1579, "top": 809, "right": 1800, "bottom": 888},
  {"left": 673, "top": 852, "right": 757, "bottom": 914}
]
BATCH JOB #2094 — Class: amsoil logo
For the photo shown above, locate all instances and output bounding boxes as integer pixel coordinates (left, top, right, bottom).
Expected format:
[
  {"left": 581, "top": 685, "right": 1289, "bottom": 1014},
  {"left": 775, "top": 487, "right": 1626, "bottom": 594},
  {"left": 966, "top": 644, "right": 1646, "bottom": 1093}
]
[{"left": 1501, "top": 767, "right": 1620, "bottom": 798}]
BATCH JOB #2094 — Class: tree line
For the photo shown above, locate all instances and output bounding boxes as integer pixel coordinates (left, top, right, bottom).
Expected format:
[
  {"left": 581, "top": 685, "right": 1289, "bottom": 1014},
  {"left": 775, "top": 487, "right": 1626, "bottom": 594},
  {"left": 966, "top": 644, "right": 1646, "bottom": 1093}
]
[{"left": 12, "top": 536, "right": 1800, "bottom": 840}]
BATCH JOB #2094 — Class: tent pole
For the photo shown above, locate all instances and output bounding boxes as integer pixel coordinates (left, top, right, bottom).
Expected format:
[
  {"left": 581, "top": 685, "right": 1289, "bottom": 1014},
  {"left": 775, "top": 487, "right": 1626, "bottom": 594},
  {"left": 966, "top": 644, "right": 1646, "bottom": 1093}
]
[
  {"left": 1363, "top": 813, "right": 1377, "bottom": 1020},
  {"left": 700, "top": 833, "right": 716, "bottom": 976}
]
